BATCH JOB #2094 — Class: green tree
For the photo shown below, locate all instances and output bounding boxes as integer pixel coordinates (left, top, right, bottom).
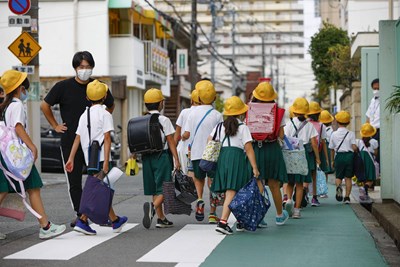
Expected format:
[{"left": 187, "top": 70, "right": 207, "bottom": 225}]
[{"left": 309, "top": 22, "right": 350, "bottom": 101}]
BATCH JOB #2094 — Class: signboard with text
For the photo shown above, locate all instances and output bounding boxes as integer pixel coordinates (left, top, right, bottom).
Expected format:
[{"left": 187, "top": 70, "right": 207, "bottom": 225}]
[{"left": 176, "top": 49, "right": 188, "bottom": 75}]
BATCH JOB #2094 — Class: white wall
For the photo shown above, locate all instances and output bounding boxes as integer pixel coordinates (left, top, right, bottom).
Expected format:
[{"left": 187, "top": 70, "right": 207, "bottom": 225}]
[
  {"left": 0, "top": 1, "right": 109, "bottom": 76},
  {"left": 347, "top": 0, "right": 400, "bottom": 35}
]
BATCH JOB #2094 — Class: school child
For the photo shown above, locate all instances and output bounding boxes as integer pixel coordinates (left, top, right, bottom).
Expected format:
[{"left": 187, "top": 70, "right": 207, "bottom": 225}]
[
  {"left": 65, "top": 80, "right": 128, "bottom": 235},
  {"left": 0, "top": 70, "right": 66, "bottom": 239},
  {"left": 174, "top": 89, "right": 200, "bottom": 174},
  {"left": 248, "top": 82, "right": 289, "bottom": 227},
  {"left": 211, "top": 96, "right": 260, "bottom": 234},
  {"left": 282, "top": 105, "right": 295, "bottom": 206},
  {"left": 357, "top": 123, "right": 379, "bottom": 201},
  {"left": 329, "top": 111, "right": 357, "bottom": 204},
  {"left": 182, "top": 80, "right": 223, "bottom": 223},
  {"left": 319, "top": 110, "right": 335, "bottom": 193},
  {"left": 283, "top": 98, "right": 320, "bottom": 218},
  {"left": 140, "top": 88, "right": 181, "bottom": 229},
  {"left": 306, "top": 102, "right": 329, "bottom": 206}
]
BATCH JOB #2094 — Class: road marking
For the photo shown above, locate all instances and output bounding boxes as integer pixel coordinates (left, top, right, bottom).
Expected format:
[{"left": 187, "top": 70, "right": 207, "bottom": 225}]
[
  {"left": 137, "top": 224, "right": 227, "bottom": 267},
  {"left": 4, "top": 223, "right": 137, "bottom": 260}
]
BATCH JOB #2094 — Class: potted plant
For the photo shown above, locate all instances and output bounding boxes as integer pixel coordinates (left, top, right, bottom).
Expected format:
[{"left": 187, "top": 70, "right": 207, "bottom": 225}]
[{"left": 386, "top": 85, "right": 400, "bottom": 114}]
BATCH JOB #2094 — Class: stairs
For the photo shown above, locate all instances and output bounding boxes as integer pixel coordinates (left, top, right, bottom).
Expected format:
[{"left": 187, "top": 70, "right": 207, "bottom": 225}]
[{"left": 164, "top": 86, "right": 180, "bottom": 125}]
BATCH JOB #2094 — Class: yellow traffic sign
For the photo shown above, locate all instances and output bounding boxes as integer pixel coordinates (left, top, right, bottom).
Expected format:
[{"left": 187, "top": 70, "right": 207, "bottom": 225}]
[{"left": 8, "top": 32, "right": 41, "bottom": 65}]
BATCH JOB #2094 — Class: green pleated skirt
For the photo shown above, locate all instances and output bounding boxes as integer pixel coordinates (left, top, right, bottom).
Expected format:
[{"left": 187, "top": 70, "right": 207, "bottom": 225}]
[
  {"left": 0, "top": 155, "right": 43, "bottom": 193},
  {"left": 211, "top": 147, "right": 251, "bottom": 192},
  {"left": 252, "top": 141, "right": 288, "bottom": 183},
  {"left": 287, "top": 143, "right": 312, "bottom": 184},
  {"left": 360, "top": 151, "right": 376, "bottom": 181}
]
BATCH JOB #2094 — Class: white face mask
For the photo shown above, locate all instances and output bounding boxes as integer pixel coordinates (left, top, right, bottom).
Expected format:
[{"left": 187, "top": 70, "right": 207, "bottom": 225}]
[
  {"left": 373, "top": 90, "right": 379, "bottom": 96},
  {"left": 77, "top": 69, "right": 92, "bottom": 81}
]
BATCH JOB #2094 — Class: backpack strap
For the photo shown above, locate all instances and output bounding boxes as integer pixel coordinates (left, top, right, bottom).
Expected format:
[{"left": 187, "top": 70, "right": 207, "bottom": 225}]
[
  {"left": 87, "top": 107, "right": 104, "bottom": 147},
  {"left": 190, "top": 108, "right": 213, "bottom": 147},
  {"left": 336, "top": 131, "right": 349, "bottom": 152},
  {"left": 0, "top": 160, "right": 42, "bottom": 219},
  {"left": 292, "top": 119, "right": 307, "bottom": 138}
]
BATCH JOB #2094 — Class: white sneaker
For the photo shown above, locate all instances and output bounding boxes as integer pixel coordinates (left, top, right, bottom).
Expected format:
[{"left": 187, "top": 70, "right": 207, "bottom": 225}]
[
  {"left": 39, "top": 222, "right": 66, "bottom": 239},
  {"left": 0, "top": 232, "right": 6, "bottom": 240},
  {"left": 292, "top": 208, "right": 301, "bottom": 219},
  {"left": 285, "top": 199, "right": 293, "bottom": 217}
]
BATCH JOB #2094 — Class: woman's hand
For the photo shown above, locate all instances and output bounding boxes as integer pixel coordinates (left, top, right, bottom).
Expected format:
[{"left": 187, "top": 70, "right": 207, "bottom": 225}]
[{"left": 253, "top": 168, "right": 260, "bottom": 179}]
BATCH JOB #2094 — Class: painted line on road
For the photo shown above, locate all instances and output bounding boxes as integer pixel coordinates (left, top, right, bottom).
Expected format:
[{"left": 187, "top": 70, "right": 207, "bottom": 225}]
[
  {"left": 4, "top": 223, "right": 138, "bottom": 260},
  {"left": 137, "top": 224, "right": 227, "bottom": 267}
]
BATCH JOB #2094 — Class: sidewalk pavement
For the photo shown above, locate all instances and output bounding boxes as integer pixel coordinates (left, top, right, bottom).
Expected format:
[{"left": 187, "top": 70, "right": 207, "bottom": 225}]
[{"left": 202, "top": 183, "right": 400, "bottom": 267}]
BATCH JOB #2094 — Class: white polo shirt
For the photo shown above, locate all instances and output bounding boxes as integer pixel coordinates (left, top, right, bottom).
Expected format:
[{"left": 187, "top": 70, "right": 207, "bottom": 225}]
[
  {"left": 76, "top": 105, "right": 114, "bottom": 165},
  {"left": 357, "top": 138, "right": 378, "bottom": 154},
  {"left": 210, "top": 119, "right": 253, "bottom": 149},
  {"left": 176, "top": 106, "right": 197, "bottom": 154},
  {"left": 328, "top": 127, "right": 356, "bottom": 152},
  {"left": 148, "top": 110, "right": 175, "bottom": 150},
  {"left": 366, "top": 96, "right": 380, "bottom": 129},
  {"left": 183, "top": 105, "right": 223, "bottom": 160},
  {"left": 326, "top": 126, "right": 333, "bottom": 143},
  {"left": 3, "top": 98, "right": 27, "bottom": 131},
  {"left": 284, "top": 117, "right": 318, "bottom": 145}
]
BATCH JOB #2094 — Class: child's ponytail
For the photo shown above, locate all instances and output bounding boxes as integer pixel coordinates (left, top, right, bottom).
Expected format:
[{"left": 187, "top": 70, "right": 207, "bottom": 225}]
[{"left": 224, "top": 116, "right": 239, "bottom": 137}]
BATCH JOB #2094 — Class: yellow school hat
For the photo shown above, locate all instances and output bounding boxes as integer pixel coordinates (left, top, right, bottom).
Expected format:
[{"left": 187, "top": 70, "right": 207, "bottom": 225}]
[
  {"left": 86, "top": 80, "right": 108, "bottom": 101},
  {"left": 360, "top": 123, "right": 377, "bottom": 138},
  {"left": 319, "top": 110, "right": 334, "bottom": 124},
  {"left": 335, "top": 110, "right": 351, "bottom": 124},
  {"left": 144, "top": 88, "right": 165, "bottom": 104},
  {"left": 308, "top": 101, "right": 323, "bottom": 115},
  {"left": 223, "top": 96, "right": 248, "bottom": 116},
  {"left": 252, "top": 82, "right": 278, "bottom": 102},
  {"left": 292, "top": 97, "right": 309, "bottom": 115},
  {"left": 196, "top": 80, "right": 216, "bottom": 104},
  {"left": 0, "top": 69, "right": 27, "bottom": 95}
]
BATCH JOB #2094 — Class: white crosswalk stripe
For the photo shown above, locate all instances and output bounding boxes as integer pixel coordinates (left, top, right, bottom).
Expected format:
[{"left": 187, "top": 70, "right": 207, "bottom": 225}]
[
  {"left": 137, "top": 224, "right": 226, "bottom": 267},
  {"left": 4, "top": 223, "right": 138, "bottom": 260}
]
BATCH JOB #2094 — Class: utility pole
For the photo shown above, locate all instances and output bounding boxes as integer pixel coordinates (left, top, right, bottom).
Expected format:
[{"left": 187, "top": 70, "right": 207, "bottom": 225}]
[
  {"left": 190, "top": 0, "right": 198, "bottom": 89},
  {"left": 23, "top": 0, "right": 41, "bottom": 170},
  {"left": 210, "top": 0, "right": 216, "bottom": 84},
  {"left": 231, "top": 9, "right": 236, "bottom": 96},
  {"left": 261, "top": 35, "right": 265, "bottom": 77},
  {"left": 269, "top": 48, "right": 274, "bottom": 82}
]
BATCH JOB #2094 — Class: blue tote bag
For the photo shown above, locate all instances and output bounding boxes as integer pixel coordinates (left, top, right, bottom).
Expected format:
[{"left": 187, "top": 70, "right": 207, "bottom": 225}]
[
  {"left": 228, "top": 178, "right": 269, "bottom": 231},
  {"left": 79, "top": 174, "right": 114, "bottom": 225}
]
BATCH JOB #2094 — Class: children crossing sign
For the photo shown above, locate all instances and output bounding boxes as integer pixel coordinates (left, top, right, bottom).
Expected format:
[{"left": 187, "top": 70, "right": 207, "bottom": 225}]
[{"left": 8, "top": 32, "right": 41, "bottom": 65}]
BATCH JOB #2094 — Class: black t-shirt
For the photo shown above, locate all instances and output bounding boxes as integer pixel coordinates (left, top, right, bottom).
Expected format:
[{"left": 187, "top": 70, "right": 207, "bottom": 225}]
[{"left": 44, "top": 77, "right": 114, "bottom": 148}]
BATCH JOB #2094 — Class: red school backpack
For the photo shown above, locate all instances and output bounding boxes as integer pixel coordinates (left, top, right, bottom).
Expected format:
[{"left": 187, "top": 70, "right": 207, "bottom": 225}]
[{"left": 246, "top": 102, "right": 285, "bottom": 142}]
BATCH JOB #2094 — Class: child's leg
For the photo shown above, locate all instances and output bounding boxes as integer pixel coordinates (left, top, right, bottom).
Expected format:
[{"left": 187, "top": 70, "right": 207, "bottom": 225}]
[
  {"left": 108, "top": 207, "right": 118, "bottom": 222},
  {"left": 286, "top": 182, "right": 294, "bottom": 200},
  {"left": 294, "top": 183, "right": 303, "bottom": 209},
  {"left": 193, "top": 174, "right": 205, "bottom": 200},
  {"left": 311, "top": 170, "right": 317, "bottom": 197},
  {"left": 344, "top": 177, "right": 352, "bottom": 198},
  {"left": 153, "top": 194, "right": 165, "bottom": 219},
  {"left": 268, "top": 179, "right": 283, "bottom": 216},
  {"left": 207, "top": 177, "right": 217, "bottom": 215},
  {"left": 220, "top": 189, "right": 235, "bottom": 221},
  {"left": 27, "top": 188, "right": 48, "bottom": 227}
]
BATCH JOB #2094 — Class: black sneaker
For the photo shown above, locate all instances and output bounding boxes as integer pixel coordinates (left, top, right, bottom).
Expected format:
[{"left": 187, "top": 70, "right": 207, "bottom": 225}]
[
  {"left": 301, "top": 188, "right": 308, "bottom": 208},
  {"left": 344, "top": 197, "right": 350, "bottom": 204},
  {"left": 336, "top": 186, "right": 343, "bottom": 202},
  {"left": 236, "top": 222, "right": 245, "bottom": 232},
  {"left": 195, "top": 199, "right": 205, "bottom": 221},
  {"left": 156, "top": 218, "right": 173, "bottom": 228},
  {"left": 70, "top": 217, "right": 79, "bottom": 228},
  {"left": 216, "top": 222, "right": 233, "bottom": 235},
  {"left": 142, "top": 202, "right": 155, "bottom": 229}
]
